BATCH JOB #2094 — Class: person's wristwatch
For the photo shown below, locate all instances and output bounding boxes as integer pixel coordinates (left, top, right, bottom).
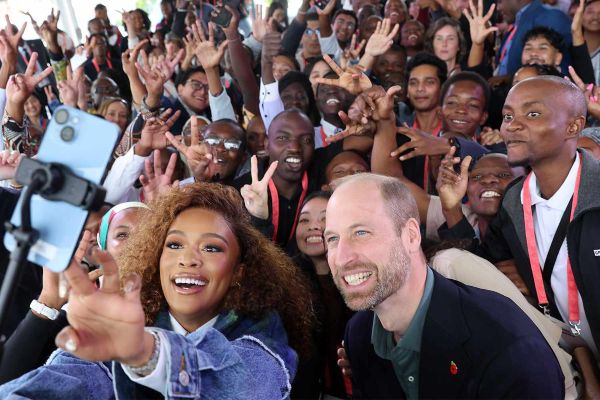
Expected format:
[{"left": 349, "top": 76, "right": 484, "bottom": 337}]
[
  {"left": 140, "top": 95, "right": 160, "bottom": 121},
  {"left": 30, "top": 299, "right": 60, "bottom": 320}
]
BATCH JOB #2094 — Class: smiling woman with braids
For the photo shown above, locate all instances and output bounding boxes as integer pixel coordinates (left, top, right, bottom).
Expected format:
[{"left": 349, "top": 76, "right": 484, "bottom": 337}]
[{"left": 0, "top": 183, "right": 314, "bottom": 399}]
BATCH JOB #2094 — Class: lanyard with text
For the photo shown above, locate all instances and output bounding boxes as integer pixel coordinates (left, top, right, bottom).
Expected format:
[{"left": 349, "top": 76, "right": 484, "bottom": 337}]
[
  {"left": 92, "top": 57, "right": 113, "bottom": 73},
  {"left": 319, "top": 126, "right": 329, "bottom": 148},
  {"left": 268, "top": 171, "right": 309, "bottom": 243},
  {"left": 522, "top": 160, "right": 582, "bottom": 335},
  {"left": 413, "top": 118, "right": 442, "bottom": 190}
]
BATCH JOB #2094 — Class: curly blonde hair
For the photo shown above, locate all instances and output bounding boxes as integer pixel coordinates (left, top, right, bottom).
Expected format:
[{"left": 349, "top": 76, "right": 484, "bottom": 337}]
[{"left": 118, "top": 183, "right": 314, "bottom": 357}]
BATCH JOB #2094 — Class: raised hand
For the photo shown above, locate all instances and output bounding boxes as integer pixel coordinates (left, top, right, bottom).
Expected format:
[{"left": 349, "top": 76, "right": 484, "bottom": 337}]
[
  {"left": 121, "top": 39, "right": 148, "bottom": 78},
  {"left": 240, "top": 155, "right": 278, "bottom": 219},
  {"left": 568, "top": 66, "right": 600, "bottom": 119},
  {"left": 0, "top": 16, "right": 26, "bottom": 69},
  {"left": 315, "top": 54, "right": 372, "bottom": 95},
  {"left": 434, "top": 0, "right": 461, "bottom": 19},
  {"left": 435, "top": 146, "right": 471, "bottom": 212},
  {"left": 326, "top": 85, "right": 401, "bottom": 143},
  {"left": 58, "top": 63, "right": 84, "bottom": 107},
  {"left": 135, "top": 109, "right": 182, "bottom": 157},
  {"left": 43, "top": 85, "right": 56, "bottom": 103},
  {"left": 464, "top": 0, "right": 497, "bottom": 46},
  {"left": 6, "top": 53, "right": 53, "bottom": 113},
  {"left": 140, "top": 150, "right": 179, "bottom": 203},
  {"left": 191, "top": 21, "right": 228, "bottom": 70},
  {"left": 221, "top": 3, "right": 241, "bottom": 39},
  {"left": 165, "top": 116, "right": 214, "bottom": 181},
  {"left": 572, "top": 0, "right": 585, "bottom": 46},
  {"left": 364, "top": 19, "right": 399, "bottom": 58},
  {"left": 391, "top": 124, "right": 451, "bottom": 161},
  {"left": 316, "top": 0, "right": 337, "bottom": 16},
  {"left": 135, "top": 50, "right": 170, "bottom": 98},
  {"left": 0, "top": 149, "right": 24, "bottom": 181},
  {"left": 251, "top": 4, "right": 273, "bottom": 43},
  {"left": 21, "top": 11, "right": 40, "bottom": 35},
  {"left": 340, "top": 34, "right": 366, "bottom": 69},
  {"left": 55, "top": 240, "right": 147, "bottom": 365}
]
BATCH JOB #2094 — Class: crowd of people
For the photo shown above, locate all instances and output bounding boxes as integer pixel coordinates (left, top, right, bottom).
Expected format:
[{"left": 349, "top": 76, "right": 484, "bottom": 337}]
[{"left": 0, "top": 0, "right": 599, "bottom": 398}]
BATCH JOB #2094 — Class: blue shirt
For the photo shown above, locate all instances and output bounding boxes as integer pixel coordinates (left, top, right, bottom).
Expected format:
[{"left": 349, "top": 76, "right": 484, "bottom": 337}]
[{"left": 497, "top": 2, "right": 532, "bottom": 75}]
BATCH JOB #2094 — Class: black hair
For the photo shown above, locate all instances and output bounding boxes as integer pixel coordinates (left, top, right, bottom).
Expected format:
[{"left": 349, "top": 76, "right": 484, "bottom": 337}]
[
  {"left": 210, "top": 118, "right": 247, "bottom": 152},
  {"left": 306, "top": 12, "right": 319, "bottom": 22},
  {"left": 123, "top": 9, "right": 151, "bottom": 32},
  {"left": 305, "top": 56, "right": 327, "bottom": 78},
  {"left": 512, "top": 63, "right": 563, "bottom": 85},
  {"left": 268, "top": 1, "right": 285, "bottom": 16},
  {"left": 175, "top": 66, "right": 207, "bottom": 87},
  {"left": 522, "top": 26, "right": 565, "bottom": 52},
  {"left": 384, "top": 43, "right": 407, "bottom": 57},
  {"left": 278, "top": 71, "right": 321, "bottom": 126},
  {"left": 406, "top": 52, "right": 448, "bottom": 85},
  {"left": 332, "top": 9, "right": 358, "bottom": 26},
  {"left": 95, "top": 3, "right": 106, "bottom": 11},
  {"left": 440, "top": 71, "right": 490, "bottom": 109},
  {"left": 301, "top": 191, "right": 332, "bottom": 210},
  {"left": 275, "top": 52, "right": 302, "bottom": 72}
]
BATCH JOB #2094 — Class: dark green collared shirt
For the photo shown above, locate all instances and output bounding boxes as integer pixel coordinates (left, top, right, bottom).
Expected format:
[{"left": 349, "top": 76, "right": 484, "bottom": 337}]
[{"left": 371, "top": 267, "right": 435, "bottom": 399}]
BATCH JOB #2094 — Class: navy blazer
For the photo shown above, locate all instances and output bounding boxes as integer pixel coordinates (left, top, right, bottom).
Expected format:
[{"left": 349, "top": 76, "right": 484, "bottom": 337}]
[
  {"left": 503, "top": 0, "right": 572, "bottom": 75},
  {"left": 344, "top": 271, "right": 565, "bottom": 399}
]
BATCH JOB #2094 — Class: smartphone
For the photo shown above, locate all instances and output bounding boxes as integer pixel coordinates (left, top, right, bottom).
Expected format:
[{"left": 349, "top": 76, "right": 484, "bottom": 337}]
[
  {"left": 4, "top": 106, "right": 119, "bottom": 272},
  {"left": 211, "top": 0, "right": 241, "bottom": 28}
]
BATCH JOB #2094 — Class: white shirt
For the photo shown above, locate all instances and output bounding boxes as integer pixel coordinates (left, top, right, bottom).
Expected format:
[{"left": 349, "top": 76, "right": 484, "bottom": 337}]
[
  {"left": 122, "top": 314, "right": 218, "bottom": 396},
  {"left": 315, "top": 119, "right": 343, "bottom": 149},
  {"left": 523, "top": 153, "right": 598, "bottom": 357}
]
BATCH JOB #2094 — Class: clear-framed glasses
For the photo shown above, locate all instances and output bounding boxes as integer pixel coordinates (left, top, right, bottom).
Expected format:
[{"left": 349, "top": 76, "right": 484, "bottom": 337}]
[{"left": 187, "top": 80, "right": 209, "bottom": 92}]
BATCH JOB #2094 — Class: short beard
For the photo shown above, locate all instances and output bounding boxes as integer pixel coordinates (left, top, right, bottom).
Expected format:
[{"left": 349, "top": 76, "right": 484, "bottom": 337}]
[{"left": 337, "top": 241, "right": 411, "bottom": 311}]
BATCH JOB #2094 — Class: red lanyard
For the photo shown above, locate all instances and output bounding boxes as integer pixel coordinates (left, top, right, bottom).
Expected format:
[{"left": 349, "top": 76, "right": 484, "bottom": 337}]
[
  {"left": 92, "top": 57, "right": 113, "bottom": 73},
  {"left": 500, "top": 25, "right": 517, "bottom": 63},
  {"left": 268, "top": 172, "right": 309, "bottom": 243},
  {"left": 522, "top": 159, "right": 582, "bottom": 333},
  {"left": 413, "top": 117, "right": 442, "bottom": 190},
  {"left": 319, "top": 126, "right": 329, "bottom": 148}
]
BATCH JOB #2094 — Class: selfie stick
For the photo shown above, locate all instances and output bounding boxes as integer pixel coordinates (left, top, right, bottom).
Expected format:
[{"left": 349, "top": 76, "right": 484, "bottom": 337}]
[{"left": 0, "top": 158, "right": 106, "bottom": 356}]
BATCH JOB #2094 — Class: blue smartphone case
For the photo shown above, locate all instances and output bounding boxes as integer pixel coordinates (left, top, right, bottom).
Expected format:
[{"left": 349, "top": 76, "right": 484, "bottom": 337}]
[{"left": 4, "top": 106, "right": 119, "bottom": 272}]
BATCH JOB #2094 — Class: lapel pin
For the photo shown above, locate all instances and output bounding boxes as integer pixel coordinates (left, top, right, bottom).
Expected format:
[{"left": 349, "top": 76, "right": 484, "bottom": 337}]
[{"left": 450, "top": 361, "right": 458, "bottom": 375}]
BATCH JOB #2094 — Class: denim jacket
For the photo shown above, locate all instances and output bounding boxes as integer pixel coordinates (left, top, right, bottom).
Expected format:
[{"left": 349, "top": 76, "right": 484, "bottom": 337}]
[{"left": 0, "top": 310, "right": 297, "bottom": 399}]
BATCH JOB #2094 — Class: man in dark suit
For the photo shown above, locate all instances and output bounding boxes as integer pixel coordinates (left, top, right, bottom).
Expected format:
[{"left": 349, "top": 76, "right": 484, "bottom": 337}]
[{"left": 323, "top": 173, "right": 565, "bottom": 398}]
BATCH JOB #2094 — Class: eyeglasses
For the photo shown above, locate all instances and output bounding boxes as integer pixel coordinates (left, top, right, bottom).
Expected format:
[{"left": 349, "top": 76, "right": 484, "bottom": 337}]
[
  {"left": 304, "top": 28, "right": 320, "bottom": 36},
  {"left": 187, "top": 80, "right": 209, "bottom": 92},
  {"left": 334, "top": 20, "right": 356, "bottom": 29},
  {"left": 204, "top": 136, "right": 243, "bottom": 151}
]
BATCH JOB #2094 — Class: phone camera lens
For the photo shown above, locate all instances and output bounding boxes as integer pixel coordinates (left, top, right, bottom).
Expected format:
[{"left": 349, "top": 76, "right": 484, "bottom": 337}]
[
  {"left": 55, "top": 109, "right": 69, "bottom": 124},
  {"left": 60, "top": 126, "right": 75, "bottom": 142}
]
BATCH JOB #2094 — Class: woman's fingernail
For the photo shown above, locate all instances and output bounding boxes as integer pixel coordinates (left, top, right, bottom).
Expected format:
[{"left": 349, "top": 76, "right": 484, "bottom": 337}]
[
  {"left": 65, "top": 338, "right": 77, "bottom": 352},
  {"left": 587, "top": 83, "right": 594, "bottom": 91}
]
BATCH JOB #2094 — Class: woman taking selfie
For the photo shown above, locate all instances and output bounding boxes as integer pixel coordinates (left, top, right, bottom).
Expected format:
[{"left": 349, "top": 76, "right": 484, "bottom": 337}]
[{"left": 0, "top": 184, "right": 313, "bottom": 399}]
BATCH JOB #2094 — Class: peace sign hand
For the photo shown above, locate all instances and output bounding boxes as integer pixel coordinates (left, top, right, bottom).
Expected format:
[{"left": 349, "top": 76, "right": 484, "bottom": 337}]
[
  {"left": 135, "top": 108, "right": 182, "bottom": 157},
  {"left": 165, "top": 116, "right": 214, "bottom": 181},
  {"left": 6, "top": 53, "right": 53, "bottom": 107},
  {"left": 314, "top": 54, "right": 372, "bottom": 96},
  {"left": 140, "top": 150, "right": 180, "bottom": 203},
  {"left": 240, "top": 155, "right": 278, "bottom": 219},
  {"left": 391, "top": 124, "right": 450, "bottom": 161}
]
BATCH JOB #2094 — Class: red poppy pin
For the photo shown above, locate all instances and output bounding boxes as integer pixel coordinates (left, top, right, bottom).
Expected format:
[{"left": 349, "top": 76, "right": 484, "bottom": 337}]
[{"left": 450, "top": 361, "right": 458, "bottom": 375}]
